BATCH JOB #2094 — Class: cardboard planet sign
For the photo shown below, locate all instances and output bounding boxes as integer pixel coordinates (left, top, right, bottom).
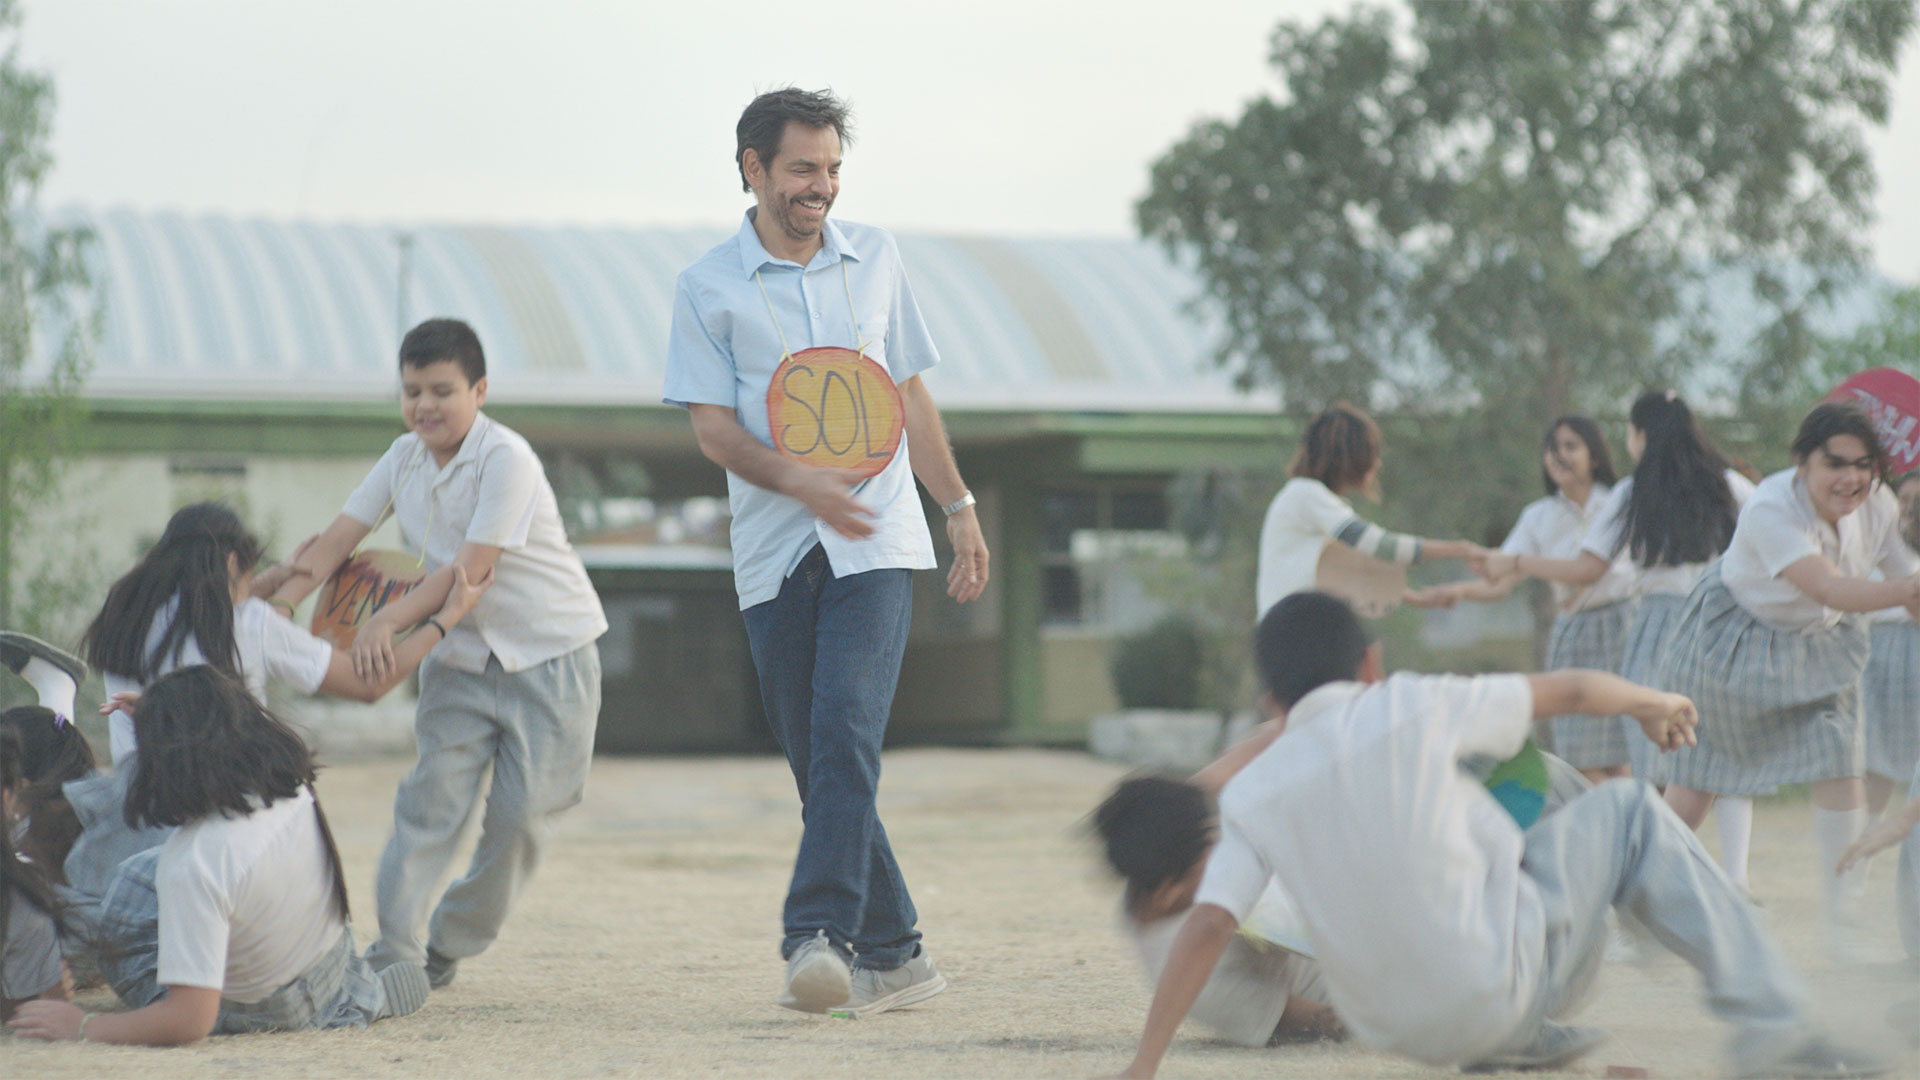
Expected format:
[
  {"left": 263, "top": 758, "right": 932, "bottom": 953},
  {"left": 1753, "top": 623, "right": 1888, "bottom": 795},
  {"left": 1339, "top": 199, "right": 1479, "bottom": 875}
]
[
  {"left": 766, "top": 347, "right": 904, "bottom": 479},
  {"left": 1824, "top": 367, "right": 1920, "bottom": 474},
  {"left": 310, "top": 549, "right": 429, "bottom": 650}
]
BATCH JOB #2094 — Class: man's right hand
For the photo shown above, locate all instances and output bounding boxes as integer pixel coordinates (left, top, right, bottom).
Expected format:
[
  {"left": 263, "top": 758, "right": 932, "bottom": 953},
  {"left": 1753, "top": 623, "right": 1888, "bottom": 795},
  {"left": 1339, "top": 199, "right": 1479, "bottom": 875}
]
[{"left": 787, "top": 466, "right": 875, "bottom": 540}]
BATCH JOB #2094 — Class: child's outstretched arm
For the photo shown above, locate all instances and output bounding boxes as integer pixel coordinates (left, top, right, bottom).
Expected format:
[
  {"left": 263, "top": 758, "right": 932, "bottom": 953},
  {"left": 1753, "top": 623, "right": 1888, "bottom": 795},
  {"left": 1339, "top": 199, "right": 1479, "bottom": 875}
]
[
  {"left": 1107, "top": 903, "right": 1240, "bottom": 1079},
  {"left": 8, "top": 984, "right": 219, "bottom": 1045},
  {"left": 1778, "top": 556, "right": 1920, "bottom": 615},
  {"left": 1528, "top": 670, "right": 1697, "bottom": 752},
  {"left": 349, "top": 542, "right": 504, "bottom": 681},
  {"left": 274, "top": 514, "right": 373, "bottom": 607},
  {"left": 1475, "top": 549, "right": 1612, "bottom": 587},
  {"left": 1837, "top": 795, "right": 1920, "bottom": 872},
  {"left": 318, "top": 565, "right": 492, "bottom": 701}
]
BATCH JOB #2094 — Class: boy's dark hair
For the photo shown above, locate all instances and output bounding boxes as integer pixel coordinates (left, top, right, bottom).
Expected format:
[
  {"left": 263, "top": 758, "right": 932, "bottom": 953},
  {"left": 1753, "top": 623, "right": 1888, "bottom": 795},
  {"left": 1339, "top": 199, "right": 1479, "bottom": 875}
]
[
  {"left": 1790, "top": 402, "right": 1890, "bottom": 484},
  {"left": 82, "top": 501, "right": 263, "bottom": 685},
  {"left": 1541, "top": 415, "right": 1618, "bottom": 496},
  {"left": 1093, "top": 775, "right": 1213, "bottom": 918},
  {"left": 0, "top": 706, "right": 96, "bottom": 879},
  {"left": 125, "top": 666, "right": 350, "bottom": 920},
  {"left": 735, "top": 87, "right": 853, "bottom": 194},
  {"left": 1289, "top": 403, "right": 1381, "bottom": 494},
  {"left": 1256, "top": 591, "right": 1373, "bottom": 707},
  {"left": 399, "top": 317, "right": 486, "bottom": 385},
  {"left": 1618, "top": 390, "right": 1737, "bottom": 568},
  {"left": 2, "top": 727, "right": 67, "bottom": 994}
]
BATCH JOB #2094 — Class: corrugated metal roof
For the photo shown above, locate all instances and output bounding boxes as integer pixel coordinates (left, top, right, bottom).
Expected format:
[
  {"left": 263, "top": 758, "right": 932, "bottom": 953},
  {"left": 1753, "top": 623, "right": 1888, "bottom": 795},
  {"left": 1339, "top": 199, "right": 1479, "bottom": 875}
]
[{"left": 49, "top": 209, "right": 1271, "bottom": 413}]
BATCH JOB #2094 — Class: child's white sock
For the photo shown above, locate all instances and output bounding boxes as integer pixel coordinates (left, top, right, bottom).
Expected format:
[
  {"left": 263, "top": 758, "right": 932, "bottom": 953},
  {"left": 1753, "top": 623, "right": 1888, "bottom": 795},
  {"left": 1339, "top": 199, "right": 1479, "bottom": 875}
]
[
  {"left": 1713, "top": 796, "right": 1753, "bottom": 890},
  {"left": 21, "top": 655, "right": 77, "bottom": 724},
  {"left": 1812, "top": 806, "right": 1867, "bottom": 926}
]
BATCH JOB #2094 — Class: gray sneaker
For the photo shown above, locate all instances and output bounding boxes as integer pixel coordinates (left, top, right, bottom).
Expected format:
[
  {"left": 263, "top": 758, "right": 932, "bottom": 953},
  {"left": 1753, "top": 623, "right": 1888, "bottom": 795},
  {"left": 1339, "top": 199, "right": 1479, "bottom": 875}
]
[
  {"left": 1463, "top": 1021, "right": 1607, "bottom": 1072},
  {"left": 379, "top": 961, "right": 431, "bottom": 1018},
  {"left": 425, "top": 947, "right": 458, "bottom": 990},
  {"left": 1736, "top": 1033, "right": 1891, "bottom": 1079},
  {"left": 841, "top": 950, "right": 947, "bottom": 1017},
  {"left": 778, "top": 931, "right": 851, "bottom": 1013},
  {"left": 0, "top": 631, "right": 87, "bottom": 684}
]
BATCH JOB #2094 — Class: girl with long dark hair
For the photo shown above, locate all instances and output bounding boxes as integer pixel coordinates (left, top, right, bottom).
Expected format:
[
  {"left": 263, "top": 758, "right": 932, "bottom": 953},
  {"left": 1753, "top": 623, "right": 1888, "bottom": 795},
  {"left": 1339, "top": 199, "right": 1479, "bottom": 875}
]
[
  {"left": 1478, "top": 391, "right": 1760, "bottom": 885},
  {"left": 8, "top": 667, "right": 429, "bottom": 1043},
  {"left": 61, "top": 501, "right": 489, "bottom": 957},
  {"left": 1658, "top": 403, "right": 1920, "bottom": 959},
  {"left": 1417, "top": 416, "right": 1636, "bottom": 784}
]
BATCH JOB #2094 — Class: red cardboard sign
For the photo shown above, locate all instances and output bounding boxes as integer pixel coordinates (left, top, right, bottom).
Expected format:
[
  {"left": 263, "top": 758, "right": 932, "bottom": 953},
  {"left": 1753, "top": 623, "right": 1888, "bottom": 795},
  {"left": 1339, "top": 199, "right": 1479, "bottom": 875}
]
[{"left": 1824, "top": 367, "right": 1920, "bottom": 474}]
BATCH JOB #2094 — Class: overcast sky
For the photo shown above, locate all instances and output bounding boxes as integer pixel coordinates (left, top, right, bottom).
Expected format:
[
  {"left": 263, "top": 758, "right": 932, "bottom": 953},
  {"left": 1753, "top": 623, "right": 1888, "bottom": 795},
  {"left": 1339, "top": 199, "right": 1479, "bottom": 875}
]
[{"left": 23, "top": 0, "right": 1920, "bottom": 282}]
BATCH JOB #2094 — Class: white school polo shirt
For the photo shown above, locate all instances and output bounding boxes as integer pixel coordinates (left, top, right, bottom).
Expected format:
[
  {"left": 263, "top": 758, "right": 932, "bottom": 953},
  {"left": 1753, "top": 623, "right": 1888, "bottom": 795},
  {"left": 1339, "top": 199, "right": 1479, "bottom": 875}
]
[
  {"left": 154, "top": 787, "right": 343, "bottom": 1003},
  {"left": 1255, "top": 478, "right": 1358, "bottom": 618},
  {"left": 102, "top": 597, "right": 333, "bottom": 766},
  {"left": 1499, "top": 487, "right": 1633, "bottom": 609},
  {"left": 1581, "top": 470, "right": 1757, "bottom": 596},
  {"left": 1720, "top": 469, "right": 1919, "bottom": 632},
  {"left": 1193, "top": 672, "right": 1543, "bottom": 1066},
  {"left": 662, "top": 212, "right": 938, "bottom": 610},
  {"left": 342, "top": 411, "right": 607, "bottom": 675}
]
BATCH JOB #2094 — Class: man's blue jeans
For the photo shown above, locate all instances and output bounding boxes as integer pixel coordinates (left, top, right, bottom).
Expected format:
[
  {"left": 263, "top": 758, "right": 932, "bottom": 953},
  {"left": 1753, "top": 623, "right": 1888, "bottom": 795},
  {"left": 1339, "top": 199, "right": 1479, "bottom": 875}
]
[{"left": 742, "top": 544, "right": 919, "bottom": 970}]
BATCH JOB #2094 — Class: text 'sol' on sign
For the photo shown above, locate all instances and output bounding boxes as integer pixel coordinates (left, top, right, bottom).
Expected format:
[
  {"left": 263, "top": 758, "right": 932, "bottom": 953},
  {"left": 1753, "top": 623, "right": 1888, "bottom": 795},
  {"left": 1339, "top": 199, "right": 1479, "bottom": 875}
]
[
  {"left": 310, "top": 549, "right": 430, "bottom": 650},
  {"left": 765, "top": 347, "right": 904, "bottom": 480}
]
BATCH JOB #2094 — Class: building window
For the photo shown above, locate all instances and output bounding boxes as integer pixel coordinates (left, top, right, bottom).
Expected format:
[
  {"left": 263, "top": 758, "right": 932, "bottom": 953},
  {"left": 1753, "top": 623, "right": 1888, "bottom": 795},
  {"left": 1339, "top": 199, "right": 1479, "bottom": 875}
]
[{"left": 1038, "top": 485, "right": 1175, "bottom": 629}]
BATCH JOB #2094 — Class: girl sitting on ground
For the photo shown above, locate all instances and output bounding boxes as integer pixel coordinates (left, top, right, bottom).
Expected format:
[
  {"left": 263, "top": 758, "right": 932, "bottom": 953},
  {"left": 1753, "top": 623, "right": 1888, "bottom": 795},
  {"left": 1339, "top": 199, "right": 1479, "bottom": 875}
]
[
  {"left": 2, "top": 727, "right": 71, "bottom": 1022},
  {"left": 8, "top": 666, "right": 430, "bottom": 1044}
]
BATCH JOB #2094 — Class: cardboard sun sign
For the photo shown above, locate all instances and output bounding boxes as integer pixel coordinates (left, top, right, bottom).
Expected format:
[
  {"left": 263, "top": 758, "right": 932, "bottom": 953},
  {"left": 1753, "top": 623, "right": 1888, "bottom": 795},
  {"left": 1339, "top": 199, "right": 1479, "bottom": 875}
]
[
  {"left": 310, "top": 549, "right": 429, "bottom": 650},
  {"left": 765, "top": 347, "right": 904, "bottom": 479},
  {"left": 1823, "top": 367, "right": 1920, "bottom": 474}
]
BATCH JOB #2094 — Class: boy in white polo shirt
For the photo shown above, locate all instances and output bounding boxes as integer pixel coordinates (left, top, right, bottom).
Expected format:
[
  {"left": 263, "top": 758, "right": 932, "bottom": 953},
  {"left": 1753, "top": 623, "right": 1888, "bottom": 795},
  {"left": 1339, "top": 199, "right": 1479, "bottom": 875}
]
[
  {"left": 277, "top": 318, "right": 607, "bottom": 989},
  {"left": 1110, "top": 592, "right": 1884, "bottom": 1080}
]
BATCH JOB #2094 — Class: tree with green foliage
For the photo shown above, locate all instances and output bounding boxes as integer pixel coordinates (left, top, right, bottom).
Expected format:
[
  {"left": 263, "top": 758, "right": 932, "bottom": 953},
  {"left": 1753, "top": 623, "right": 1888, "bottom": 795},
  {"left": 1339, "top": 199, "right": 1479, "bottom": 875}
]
[
  {"left": 1139, "top": 0, "right": 1914, "bottom": 551},
  {"left": 0, "top": 0, "right": 97, "bottom": 635}
]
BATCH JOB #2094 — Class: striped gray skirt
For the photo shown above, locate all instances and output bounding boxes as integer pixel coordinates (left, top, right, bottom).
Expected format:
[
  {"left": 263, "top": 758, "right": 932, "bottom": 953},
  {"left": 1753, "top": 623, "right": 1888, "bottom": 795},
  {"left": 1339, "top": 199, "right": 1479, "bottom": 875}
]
[
  {"left": 1656, "top": 562, "right": 1869, "bottom": 789},
  {"left": 1544, "top": 600, "right": 1635, "bottom": 769},
  {"left": 1616, "top": 592, "right": 1686, "bottom": 785},
  {"left": 1865, "top": 620, "right": 1920, "bottom": 783}
]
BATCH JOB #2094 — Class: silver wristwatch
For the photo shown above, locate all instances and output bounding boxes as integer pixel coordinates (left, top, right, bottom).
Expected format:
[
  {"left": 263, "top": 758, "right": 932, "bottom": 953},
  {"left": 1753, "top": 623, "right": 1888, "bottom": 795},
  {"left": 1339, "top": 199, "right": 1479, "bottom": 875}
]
[{"left": 941, "top": 491, "right": 976, "bottom": 517}]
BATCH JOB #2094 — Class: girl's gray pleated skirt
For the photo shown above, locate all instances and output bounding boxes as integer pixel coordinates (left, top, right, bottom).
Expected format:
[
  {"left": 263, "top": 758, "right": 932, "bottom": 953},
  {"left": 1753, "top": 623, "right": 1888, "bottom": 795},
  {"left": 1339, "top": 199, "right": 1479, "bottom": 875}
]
[
  {"left": 1656, "top": 562, "right": 1869, "bottom": 791},
  {"left": 1865, "top": 619, "right": 1920, "bottom": 784},
  {"left": 1543, "top": 599, "right": 1635, "bottom": 769},
  {"left": 1616, "top": 592, "right": 1687, "bottom": 785}
]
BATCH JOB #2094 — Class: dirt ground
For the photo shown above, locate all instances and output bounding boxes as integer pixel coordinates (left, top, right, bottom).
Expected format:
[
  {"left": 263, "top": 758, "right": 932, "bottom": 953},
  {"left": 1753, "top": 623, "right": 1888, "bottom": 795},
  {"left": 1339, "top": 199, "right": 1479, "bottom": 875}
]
[{"left": 6, "top": 747, "right": 1917, "bottom": 1078}]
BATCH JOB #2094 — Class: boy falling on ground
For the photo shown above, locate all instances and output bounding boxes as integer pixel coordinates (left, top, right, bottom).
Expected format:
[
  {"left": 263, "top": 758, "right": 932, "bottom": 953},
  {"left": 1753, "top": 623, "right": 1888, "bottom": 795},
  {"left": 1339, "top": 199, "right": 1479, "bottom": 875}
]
[{"left": 1107, "top": 591, "right": 1887, "bottom": 1079}]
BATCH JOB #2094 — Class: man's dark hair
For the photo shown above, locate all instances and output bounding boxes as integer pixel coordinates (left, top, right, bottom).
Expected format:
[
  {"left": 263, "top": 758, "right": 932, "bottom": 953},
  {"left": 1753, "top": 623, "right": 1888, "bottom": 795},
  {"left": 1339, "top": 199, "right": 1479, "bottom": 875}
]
[
  {"left": 1093, "top": 775, "right": 1213, "bottom": 918},
  {"left": 399, "top": 317, "right": 486, "bottom": 385},
  {"left": 1791, "top": 401, "right": 1889, "bottom": 485},
  {"left": 125, "top": 666, "right": 351, "bottom": 921},
  {"left": 1256, "top": 592, "right": 1373, "bottom": 707},
  {"left": 735, "top": 88, "right": 853, "bottom": 194}
]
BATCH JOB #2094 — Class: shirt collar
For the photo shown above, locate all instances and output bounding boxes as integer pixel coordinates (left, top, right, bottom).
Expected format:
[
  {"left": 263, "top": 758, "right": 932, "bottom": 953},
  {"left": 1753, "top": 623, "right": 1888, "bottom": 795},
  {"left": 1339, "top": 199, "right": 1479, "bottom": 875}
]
[
  {"left": 734, "top": 208, "right": 858, "bottom": 277},
  {"left": 433, "top": 410, "right": 493, "bottom": 482},
  {"left": 1285, "top": 680, "right": 1367, "bottom": 729}
]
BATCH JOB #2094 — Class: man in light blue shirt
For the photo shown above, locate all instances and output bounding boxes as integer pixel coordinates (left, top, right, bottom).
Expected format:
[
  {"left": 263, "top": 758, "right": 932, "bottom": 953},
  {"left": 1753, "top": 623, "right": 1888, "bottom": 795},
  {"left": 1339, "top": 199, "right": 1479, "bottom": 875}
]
[{"left": 663, "top": 88, "right": 989, "bottom": 1017}]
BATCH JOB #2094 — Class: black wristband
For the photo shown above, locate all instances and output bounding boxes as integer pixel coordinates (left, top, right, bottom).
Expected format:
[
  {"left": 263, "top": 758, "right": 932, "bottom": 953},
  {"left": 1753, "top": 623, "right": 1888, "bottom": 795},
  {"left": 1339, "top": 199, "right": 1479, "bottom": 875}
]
[{"left": 425, "top": 616, "right": 449, "bottom": 640}]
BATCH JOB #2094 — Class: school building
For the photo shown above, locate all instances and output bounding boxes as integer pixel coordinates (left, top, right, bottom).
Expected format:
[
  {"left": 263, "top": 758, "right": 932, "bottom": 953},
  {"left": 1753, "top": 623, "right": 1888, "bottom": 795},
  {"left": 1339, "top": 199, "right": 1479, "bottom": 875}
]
[{"left": 33, "top": 209, "right": 1303, "bottom": 753}]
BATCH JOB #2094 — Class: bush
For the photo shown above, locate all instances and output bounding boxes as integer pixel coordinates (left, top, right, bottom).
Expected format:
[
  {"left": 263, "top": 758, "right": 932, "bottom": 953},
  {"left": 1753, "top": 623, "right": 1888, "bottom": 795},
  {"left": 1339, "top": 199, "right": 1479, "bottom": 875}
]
[{"left": 1110, "top": 616, "right": 1205, "bottom": 710}]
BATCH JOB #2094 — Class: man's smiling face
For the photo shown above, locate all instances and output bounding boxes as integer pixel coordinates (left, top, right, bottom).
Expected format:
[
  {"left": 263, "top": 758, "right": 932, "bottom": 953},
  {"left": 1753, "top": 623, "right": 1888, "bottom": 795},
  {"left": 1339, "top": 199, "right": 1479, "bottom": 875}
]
[{"left": 748, "top": 121, "right": 841, "bottom": 251}]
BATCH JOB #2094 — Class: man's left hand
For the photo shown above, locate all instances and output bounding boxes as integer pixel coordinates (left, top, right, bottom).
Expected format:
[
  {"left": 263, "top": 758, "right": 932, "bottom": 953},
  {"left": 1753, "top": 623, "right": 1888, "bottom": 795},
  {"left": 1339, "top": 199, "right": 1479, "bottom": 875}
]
[{"left": 945, "top": 509, "right": 989, "bottom": 603}]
